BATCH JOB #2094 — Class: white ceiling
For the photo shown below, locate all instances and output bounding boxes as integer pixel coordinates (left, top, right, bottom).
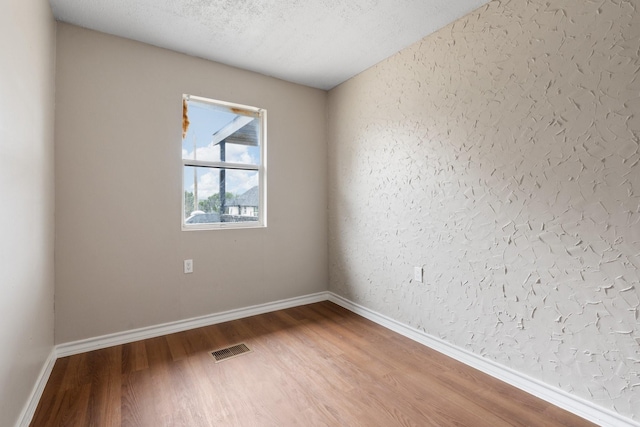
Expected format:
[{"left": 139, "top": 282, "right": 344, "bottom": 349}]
[{"left": 49, "top": 0, "right": 489, "bottom": 90}]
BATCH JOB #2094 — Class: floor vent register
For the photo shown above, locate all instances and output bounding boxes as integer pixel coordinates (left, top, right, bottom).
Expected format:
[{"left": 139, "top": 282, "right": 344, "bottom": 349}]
[{"left": 211, "top": 343, "right": 252, "bottom": 363}]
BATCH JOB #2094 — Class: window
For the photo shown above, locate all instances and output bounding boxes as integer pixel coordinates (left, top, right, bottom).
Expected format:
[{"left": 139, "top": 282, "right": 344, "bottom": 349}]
[{"left": 182, "top": 95, "right": 266, "bottom": 230}]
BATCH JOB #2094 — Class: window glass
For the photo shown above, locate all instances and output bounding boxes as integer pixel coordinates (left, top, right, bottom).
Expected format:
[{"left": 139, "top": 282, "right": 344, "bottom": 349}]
[{"left": 182, "top": 95, "right": 265, "bottom": 229}]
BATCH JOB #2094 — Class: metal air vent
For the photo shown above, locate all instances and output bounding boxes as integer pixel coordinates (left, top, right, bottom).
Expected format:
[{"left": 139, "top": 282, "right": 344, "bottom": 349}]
[{"left": 211, "top": 343, "right": 251, "bottom": 363}]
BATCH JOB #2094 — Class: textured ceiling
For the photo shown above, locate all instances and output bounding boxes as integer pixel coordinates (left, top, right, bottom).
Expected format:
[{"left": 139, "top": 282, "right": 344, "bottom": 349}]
[{"left": 49, "top": 0, "right": 489, "bottom": 90}]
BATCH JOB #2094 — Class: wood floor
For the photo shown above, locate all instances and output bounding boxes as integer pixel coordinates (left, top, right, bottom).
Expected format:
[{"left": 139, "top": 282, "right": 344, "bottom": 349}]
[{"left": 32, "top": 301, "right": 595, "bottom": 426}]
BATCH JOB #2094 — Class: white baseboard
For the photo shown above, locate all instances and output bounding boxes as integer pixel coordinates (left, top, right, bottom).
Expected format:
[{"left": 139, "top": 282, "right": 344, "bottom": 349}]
[
  {"left": 19, "top": 292, "right": 329, "bottom": 426},
  {"left": 19, "top": 290, "right": 638, "bottom": 427},
  {"left": 56, "top": 291, "right": 330, "bottom": 357},
  {"left": 327, "top": 292, "right": 639, "bottom": 427},
  {"left": 17, "top": 348, "right": 57, "bottom": 427}
]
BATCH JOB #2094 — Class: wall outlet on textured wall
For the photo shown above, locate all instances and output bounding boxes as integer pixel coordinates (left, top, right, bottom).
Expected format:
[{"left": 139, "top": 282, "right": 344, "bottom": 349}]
[{"left": 414, "top": 266, "right": 423, "bottom": 283}]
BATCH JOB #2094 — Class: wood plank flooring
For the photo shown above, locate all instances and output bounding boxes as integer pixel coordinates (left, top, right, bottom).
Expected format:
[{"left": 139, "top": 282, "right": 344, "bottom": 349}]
[{"left": 31, "top": 301, "right": 596, "bottom": 426}]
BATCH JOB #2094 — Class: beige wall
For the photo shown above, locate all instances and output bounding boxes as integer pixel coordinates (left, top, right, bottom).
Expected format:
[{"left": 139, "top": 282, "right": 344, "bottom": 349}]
[
  {"left": 54, "top": 24, "right": 328, "bottom": 343},
  {"left": 328, "top": 0, "right": 640, "bottom": 420},
  {"left": 0, "top": 1, "right": 56, "bottom": 425}
]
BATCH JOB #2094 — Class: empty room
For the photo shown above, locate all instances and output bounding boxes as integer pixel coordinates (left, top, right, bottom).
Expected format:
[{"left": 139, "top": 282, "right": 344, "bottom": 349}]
[{"left": 2, "top": 0, "right": 639, "bottom": 425}]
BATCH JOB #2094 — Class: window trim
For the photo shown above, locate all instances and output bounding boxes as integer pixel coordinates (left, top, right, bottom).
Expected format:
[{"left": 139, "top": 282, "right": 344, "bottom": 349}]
[{"left": 181, "top": 94, "right": 267, "bottom": 231}]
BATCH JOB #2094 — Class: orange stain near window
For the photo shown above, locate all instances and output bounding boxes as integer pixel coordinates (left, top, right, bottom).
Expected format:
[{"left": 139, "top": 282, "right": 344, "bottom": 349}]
[{"left": 182, "top": 98, "right": 190, "bottom": 139}]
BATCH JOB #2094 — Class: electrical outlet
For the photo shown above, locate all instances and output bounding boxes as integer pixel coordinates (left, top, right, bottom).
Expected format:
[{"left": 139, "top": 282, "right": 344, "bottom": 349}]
[
  {"left": 414, "top": 266, "right": 423, "bottom": 283},
  {"left": 184, "top": 259, "right": 193, "bottom": 274}
]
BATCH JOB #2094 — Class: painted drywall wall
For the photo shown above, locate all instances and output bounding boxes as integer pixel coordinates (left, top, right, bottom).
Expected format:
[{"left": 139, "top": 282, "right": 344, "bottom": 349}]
[
  {"left": 328, "top": 0, "right": 639, "bottom": 420},
  {"left": 54, "top": 24, "right": 328, "bottom": 343},
  {"left": 0, "top": 1, "right": 56, "bottom": 426}
]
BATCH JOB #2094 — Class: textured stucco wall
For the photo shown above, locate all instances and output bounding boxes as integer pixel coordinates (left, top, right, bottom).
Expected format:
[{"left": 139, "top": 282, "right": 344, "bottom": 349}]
[
  {"left": 328, "top": 0, "right": 639, "bottom": 419},
  {"left": 0, "top": 1, "right": 56, "bottom": 425}
]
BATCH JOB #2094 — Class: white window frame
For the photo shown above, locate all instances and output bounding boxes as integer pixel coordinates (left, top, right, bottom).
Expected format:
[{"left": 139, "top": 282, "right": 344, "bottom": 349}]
[{"left": 181, "top": 94, "right": 267, "bottom": 231}]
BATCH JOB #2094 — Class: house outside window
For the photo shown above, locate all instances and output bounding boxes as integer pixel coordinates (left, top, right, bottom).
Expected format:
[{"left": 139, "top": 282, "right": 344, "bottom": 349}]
[{"left": 182, "top": 95, "right": 266, "bottom": 230}]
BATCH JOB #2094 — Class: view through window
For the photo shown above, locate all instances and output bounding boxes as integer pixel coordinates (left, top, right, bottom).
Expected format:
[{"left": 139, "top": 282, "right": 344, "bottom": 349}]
[{"left": 182, "top": 95, "right": 266, "bottom": 229}]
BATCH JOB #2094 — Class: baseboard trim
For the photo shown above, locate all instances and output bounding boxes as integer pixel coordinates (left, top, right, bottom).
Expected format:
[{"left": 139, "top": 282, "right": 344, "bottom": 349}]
[
  {"left": 327, "top": 292, "right": 639, "bottom": 427},
  {"left": 56, "top": 291, "right": 329, "bottom": 357},
  {"left": 20, "top": 291, "right": 637, "bottom": 427},
  {"left": 18, "top": 293, "right": 329, "bottom": 426},
  {"left": 17, "top": 348, "right": 57, "bottom": 427}
]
